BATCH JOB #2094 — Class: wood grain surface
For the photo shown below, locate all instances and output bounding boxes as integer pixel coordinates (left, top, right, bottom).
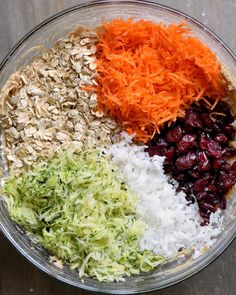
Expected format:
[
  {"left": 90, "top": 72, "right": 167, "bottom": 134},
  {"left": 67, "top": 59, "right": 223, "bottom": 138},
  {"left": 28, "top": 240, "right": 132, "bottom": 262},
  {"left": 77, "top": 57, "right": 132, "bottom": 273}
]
[{"left": 0, "top": 1, "right": 236, "bottom": 295}]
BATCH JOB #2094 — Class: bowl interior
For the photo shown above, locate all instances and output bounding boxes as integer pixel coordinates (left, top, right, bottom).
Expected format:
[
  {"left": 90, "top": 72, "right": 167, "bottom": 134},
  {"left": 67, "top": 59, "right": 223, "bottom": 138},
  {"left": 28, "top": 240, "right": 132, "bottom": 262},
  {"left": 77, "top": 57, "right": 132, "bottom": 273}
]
[{"left": 0, "top": 1, "right": 236, "bottom": 293}]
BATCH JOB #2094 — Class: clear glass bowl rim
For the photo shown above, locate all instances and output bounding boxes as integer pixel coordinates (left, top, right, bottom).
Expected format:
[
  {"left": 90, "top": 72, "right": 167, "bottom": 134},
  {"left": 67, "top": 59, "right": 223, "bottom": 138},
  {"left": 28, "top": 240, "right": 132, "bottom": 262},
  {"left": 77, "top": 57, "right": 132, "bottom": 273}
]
[{"left": 0, "top": 0, "right": 236, "bottom": 293}]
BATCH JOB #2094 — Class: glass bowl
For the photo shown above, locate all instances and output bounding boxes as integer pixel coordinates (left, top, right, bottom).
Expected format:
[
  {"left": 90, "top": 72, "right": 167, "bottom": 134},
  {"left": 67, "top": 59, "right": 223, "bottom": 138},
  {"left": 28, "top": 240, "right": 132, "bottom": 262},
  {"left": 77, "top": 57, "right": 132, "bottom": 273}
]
[{"left": 0, "top": 0, "right": 236, "bottom": 293}]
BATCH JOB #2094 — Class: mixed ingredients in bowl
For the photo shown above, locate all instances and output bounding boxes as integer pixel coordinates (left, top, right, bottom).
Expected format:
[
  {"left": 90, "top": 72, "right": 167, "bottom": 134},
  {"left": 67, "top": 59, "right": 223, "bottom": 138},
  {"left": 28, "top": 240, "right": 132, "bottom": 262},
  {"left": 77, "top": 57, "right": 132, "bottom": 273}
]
[{"left": 0, "top": 19, "right": 236, "bottom": 282}]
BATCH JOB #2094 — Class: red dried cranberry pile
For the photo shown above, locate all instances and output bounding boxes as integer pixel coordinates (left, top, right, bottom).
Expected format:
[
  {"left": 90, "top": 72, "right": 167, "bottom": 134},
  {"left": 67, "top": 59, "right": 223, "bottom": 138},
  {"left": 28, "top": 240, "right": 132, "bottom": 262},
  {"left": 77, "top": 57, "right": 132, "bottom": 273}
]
[{"left": 146, "top": 99, "right": 236, "bottom": 225}]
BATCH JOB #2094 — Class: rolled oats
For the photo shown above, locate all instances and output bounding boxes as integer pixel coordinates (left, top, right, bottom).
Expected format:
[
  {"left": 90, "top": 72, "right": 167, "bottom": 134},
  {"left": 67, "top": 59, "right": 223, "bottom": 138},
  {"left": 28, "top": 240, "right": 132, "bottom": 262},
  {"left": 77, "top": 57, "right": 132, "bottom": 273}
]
[{"left": 0, "top": 27, "right": 120, "bottom": 175}]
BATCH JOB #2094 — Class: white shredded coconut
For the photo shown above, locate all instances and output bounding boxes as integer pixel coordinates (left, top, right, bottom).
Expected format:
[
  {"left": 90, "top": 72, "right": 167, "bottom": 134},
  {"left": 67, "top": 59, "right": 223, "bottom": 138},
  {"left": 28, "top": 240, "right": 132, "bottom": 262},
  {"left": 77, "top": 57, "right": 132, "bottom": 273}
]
[{"left": 106, "top": 133, "right": 223, "bottom": 259}]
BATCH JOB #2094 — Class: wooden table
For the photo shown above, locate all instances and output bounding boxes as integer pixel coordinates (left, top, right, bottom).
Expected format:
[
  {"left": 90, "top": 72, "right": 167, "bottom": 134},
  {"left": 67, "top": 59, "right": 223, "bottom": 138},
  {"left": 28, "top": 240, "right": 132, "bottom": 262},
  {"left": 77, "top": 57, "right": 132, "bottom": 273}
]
[{"left": 0, "top": 1, "right": 235, "bottom": 294}]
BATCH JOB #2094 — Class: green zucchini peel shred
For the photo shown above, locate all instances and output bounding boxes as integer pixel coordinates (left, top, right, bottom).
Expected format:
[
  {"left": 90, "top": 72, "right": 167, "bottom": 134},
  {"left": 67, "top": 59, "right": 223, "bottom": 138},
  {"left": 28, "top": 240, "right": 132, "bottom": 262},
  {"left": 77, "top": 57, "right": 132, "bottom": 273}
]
[{"left": 3, "top": 148, "right": 164, "bottom": 282}]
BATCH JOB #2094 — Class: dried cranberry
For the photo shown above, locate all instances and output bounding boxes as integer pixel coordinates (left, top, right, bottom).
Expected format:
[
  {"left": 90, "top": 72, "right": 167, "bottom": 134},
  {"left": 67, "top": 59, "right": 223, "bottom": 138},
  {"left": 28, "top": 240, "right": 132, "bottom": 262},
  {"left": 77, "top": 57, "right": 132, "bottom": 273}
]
[
  {"left": 204, "top": 192, "right": 218, "bottom": 203},
  {"left": 165, "top": 126, "right": 183, "bottom": 143},
  {"left": 185, "top": 110, "right": 202, "bottom": 128},
  {"left": 221, "top": 162, "right": 231, "bottom": 171},
  {"left": 199, "top": 201, "right": 217, "bottom": 213},
  {"left": 147, "top": 99, "right": 236, "bottom": 225},
  {"left": 224, "top": 125, "right": 236, "bottom": 140},
  {"left": 211, "top": 195, "right": 222, "bottom": 205},
  {"left": 200, "top": 219, "right": 210, "bottom": 226},
  {"left": 178, "top": 182, "right": 193, "bottom": 195},
  {"left": 206, "top": 140, "right": 222, "bottom": 158},
  {"left": 186, "top": 195, "right": 195, "bottom": 204},
  {"left": 188, "top": 169, "right": 201, "bottom": 178},
  {"left": 217, "top": 198, "right": 226, "bottom": 210},
  {"left": 224, "top": 124, "right": 236, "bottom": 134},
  {"left": 200, "top": 113, "right": 214, "bottom": 128},
  {"left": 175, "top": 152, "right": 196, "bottom": 170},
  {"left": 145, "top": 146, "right": 159, "bottom": 157},
  {"left": 164, "top": 164, "right": 172, "bottom": 174},
  {"left": 199, "top": 210, "right": 210, "bottom": 224},
  {"left": 198, "top": 151, "right": 211, "bottom": 171},
  {"left": 231, "top": 161, "right": 236, "bottom": 172},
  {"left": 208, "top": 182, "right": 218, "bottom": 194},
  {"left": 213, "top": 158, "right": 225, "bottom": 170},
  {"left": 215, "top": 101, "right": 232, "bottom": 115},
  {"left": 162, "top": 147, "right": 176, "bottom": 163},
  {"left": 173, "top": 173, "right": 188, "bottom": 183},
  {"left": 213, "top": 122, "right": 223, "bottom": 133},
  {"left": 145, "top": 139, "right": 167, "bottom": 157},
  {"left": 222, "top": 146, "right": 236, "bottom": 157},
  {"left": 177, "top": 134, "right": 196, "bottom": 153},
  {"left": 203, "top": 173, "right": 214, "bottom": 181},
  {"left": 193, "top": 179, "right": 208, "bottom": 193},
  {"left": 196, "top": 191, "right": 208, "bottom": 201},
  {"left": 218, "top": 173, "right": 236, "bottom": 193},
  {"left": 214, "top": 133, "right": 228, "bottom": 143},
  {"left": 199, "top": 133, "right": 210, "bottom": 150}
]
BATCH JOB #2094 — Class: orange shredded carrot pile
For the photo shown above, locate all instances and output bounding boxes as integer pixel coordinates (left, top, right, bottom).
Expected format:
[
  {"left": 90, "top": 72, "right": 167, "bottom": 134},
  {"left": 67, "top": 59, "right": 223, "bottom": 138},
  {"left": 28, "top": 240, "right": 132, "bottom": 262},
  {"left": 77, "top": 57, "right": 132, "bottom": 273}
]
[{"left": 96, "top": 19, "right": 226, "bottom": 142}]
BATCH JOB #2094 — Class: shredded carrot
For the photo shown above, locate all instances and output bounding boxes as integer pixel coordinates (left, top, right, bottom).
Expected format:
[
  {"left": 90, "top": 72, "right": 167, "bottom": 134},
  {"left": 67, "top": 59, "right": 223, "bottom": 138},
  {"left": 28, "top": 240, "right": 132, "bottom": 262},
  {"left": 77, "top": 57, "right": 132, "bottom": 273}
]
[
  {"left": 96, "top": 19, "right": 227, "bottom": 142},
  {"left": 202, "top": 97, "right": 213, "bottom": 107},
  {"left": 211, "top": 97, "right": 220, "bottom": 110},
  {"left": 209, "top": 111, "right": 226, "bottom": 121}
]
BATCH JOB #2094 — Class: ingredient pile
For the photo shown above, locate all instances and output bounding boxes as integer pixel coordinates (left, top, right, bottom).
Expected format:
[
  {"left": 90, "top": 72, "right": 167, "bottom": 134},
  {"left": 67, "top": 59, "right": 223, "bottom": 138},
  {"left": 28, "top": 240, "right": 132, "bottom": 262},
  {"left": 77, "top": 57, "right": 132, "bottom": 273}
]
[{"left": 0, "top": 19, "right": 236, "bottom": 282}]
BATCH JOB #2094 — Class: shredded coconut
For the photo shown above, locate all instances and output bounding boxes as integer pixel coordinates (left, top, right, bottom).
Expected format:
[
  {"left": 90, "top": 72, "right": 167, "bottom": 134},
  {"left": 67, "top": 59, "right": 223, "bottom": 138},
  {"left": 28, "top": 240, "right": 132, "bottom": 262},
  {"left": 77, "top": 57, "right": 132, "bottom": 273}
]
[{"left": 106, "top": 133, "right": 223, "bottom": 258}]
